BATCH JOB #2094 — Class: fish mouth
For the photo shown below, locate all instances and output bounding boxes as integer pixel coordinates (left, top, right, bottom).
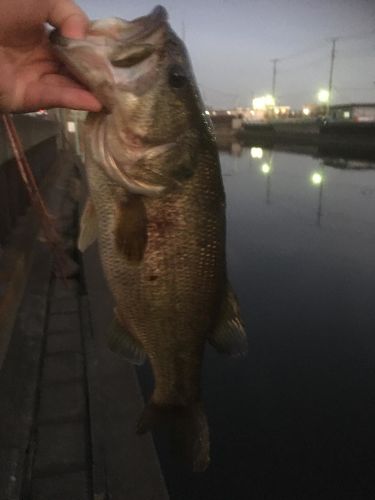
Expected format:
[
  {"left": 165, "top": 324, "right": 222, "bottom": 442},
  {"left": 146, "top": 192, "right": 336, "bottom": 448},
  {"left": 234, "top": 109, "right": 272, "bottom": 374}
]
[
  {"left": 49, "top": 6, "right": 168, "bottom": 108},
  {"left": 49, "top": 29, "right": 69, "bottom": 47},
  {"left": 49, "top": 5, "right": 168, "bottom": 48},
  {"left": 89, "top": 5, "right": 168, "bottom": 44}
]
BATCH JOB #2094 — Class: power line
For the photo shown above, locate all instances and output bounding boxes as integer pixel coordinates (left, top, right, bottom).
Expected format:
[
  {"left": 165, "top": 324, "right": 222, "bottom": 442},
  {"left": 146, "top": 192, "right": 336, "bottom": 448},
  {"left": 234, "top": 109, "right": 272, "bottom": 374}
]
[
  {"left": 279, "top": 54, "right": 328, "bottom": 73},
  {"left": 280, "top": 41, "right": 327, "bottom": 62},
  {"left": 339, "top": 47, "right": 375, "bottom": 59},
  {"left": 335, "top": 86, "right": 375, "bottom": 91},
  {"left": 336, "top": 29, "right": 375, "bottom": 41},
  {"left": 199, "top": 85, "right": 238, "bottom": 99},
  {"left": 273, "top": 29, "right": 374, "bottom": 65}
]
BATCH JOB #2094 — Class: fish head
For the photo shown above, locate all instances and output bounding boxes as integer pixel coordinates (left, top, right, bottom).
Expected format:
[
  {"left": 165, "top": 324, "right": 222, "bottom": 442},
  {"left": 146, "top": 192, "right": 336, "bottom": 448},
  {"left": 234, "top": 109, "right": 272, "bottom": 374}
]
[{"left": 50, "top": 6, "right": 204, "bottom": 142}]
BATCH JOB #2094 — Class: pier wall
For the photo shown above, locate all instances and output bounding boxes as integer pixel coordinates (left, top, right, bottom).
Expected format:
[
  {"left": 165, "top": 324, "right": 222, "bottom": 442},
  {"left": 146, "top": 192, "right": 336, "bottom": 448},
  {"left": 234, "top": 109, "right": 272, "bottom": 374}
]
[
  {"left": 0, "top": 115, "right": 59, "bottom": 245},
  {"left": 236, "top": 120, "right": 375, "bottom": 158}
]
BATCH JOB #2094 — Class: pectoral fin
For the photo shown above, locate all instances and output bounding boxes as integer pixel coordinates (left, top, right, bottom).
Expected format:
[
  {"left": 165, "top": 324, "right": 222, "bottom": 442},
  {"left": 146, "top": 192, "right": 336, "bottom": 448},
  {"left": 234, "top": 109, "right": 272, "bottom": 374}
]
[
  {"left": 209, "top": 284, "right": 247, "bottom": 357},
  {"left": 107, "top": 312, "right": 146, "bottom": 365},
  {"left": 115, "top": 195, "right": 148, "bottom": 263},
  {"left": 78, "top": 198, "right": 98, "bottom": 252}
]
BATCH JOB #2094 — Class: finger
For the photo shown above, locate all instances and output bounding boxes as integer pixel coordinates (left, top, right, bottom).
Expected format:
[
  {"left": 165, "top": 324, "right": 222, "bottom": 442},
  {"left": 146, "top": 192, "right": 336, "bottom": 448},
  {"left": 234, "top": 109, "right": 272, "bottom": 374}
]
[
  {"left": 24, "top": 81, "right": 102, "bottom": 112},
  {"left": 47, "top": 0, "right": 89, "bottom": 39},
  {"left": 42, "top": 72, "right": 90, "bottom": 90}
]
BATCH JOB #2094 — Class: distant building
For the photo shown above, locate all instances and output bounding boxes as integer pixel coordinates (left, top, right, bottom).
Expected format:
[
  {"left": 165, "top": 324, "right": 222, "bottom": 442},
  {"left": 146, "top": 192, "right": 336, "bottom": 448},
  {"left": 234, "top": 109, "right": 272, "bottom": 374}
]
[
  {"left": 233, "top": 106, "right": 291, "bottom": 122},
  {"left": 329, "top": 103, "right": 375, "bottom": 122}
]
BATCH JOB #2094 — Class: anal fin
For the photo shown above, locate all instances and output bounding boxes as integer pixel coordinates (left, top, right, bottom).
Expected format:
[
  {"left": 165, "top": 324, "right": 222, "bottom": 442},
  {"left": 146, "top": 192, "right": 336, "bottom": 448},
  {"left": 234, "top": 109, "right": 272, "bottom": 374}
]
[
  {"left": 107, "top": 313, "right": 146, "bottom": 365},
  {"left": 209, "top": 284, "right": 247, "bottom": 357}
]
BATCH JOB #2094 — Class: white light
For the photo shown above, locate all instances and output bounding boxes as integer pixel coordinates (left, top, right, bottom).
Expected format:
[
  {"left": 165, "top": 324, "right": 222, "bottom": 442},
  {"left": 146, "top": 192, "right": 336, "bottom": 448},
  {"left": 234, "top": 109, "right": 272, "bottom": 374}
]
[
  {"left": 252, "top": 94, "right": 275, "bottom": 111},
  {"left": 311, "top": 172, "right": 323, "bottom": 185},
  {"left": 261, "top": 163, "right": 271, "bottom": 174},
  {"left": 67, "top": 121, "right": 76, "bottom": 133},
  {"left": 343, "top": 111, "right": 350, "bottom": 119},
  {"left": 264, "top": 94, "right": 275, "bottom": 107},
  {"left": 250, "top": 147, "right": 263, "bottom": 159},
  {"left": 205, "top": 110, "right": 210, "bottom": 115},
  {"left": 317, "top": 89, "right": 329, "bottom": 103},
  {"left": 253, "top": 97, "right": 265, "bottom": 110},
  {"left": 226, "top": 110, "right": 232, "bottom": 115},
  {"left": 302, "top": 107, "right": 311, "bottom": 116}
]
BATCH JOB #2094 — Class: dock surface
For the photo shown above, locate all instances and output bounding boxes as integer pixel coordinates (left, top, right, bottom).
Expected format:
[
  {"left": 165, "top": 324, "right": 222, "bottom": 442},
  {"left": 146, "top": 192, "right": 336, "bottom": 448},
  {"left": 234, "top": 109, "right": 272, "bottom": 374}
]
[{"left": 0, "top": 139, "right": 168, "bottom": 499}]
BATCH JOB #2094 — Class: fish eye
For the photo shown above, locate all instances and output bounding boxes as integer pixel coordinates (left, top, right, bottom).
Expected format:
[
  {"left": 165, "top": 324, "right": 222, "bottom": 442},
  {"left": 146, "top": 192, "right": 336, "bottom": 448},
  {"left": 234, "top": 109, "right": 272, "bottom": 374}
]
[{"left": 168, "top": 65, "right": 187, "bottom": 88}]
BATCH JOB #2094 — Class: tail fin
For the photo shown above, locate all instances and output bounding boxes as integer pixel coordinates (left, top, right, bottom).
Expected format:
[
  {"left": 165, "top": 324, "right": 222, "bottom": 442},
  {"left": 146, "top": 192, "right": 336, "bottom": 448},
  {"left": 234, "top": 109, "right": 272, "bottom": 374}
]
[{"left": 137, "top": 401, "right": 210, "bottom": 472}]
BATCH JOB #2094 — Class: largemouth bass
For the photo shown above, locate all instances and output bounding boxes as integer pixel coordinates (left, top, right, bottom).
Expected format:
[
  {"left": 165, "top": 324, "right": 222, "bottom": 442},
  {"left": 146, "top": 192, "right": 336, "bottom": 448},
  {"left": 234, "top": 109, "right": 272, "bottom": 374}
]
[{"left": 51, "top": 5, "right": 246, "bottom": 471}]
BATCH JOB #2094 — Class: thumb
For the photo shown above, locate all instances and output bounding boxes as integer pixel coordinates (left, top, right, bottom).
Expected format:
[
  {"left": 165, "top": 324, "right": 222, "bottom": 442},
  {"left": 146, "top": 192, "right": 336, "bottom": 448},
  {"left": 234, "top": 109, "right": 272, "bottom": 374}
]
[{"left": 48, "top": 0, "right": 89, "bottom": 39}]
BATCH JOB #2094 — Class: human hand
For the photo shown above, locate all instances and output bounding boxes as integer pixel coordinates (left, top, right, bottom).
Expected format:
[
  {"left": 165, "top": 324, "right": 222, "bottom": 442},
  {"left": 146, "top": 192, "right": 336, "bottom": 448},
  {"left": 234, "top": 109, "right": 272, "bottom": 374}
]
[{"left": 0, "top": 0, "right": 102, "bottom": 113}]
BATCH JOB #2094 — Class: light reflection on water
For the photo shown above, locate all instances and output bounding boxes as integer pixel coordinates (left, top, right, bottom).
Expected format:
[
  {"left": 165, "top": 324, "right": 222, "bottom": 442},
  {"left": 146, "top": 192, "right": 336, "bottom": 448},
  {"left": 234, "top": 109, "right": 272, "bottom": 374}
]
[
  {"left": 146, "top": 145, "right": 375, "bottom": 499},
  {"left": 223, "top": 145, "right": 375, "bottom": 237},
  {"left": 223, "top": 145, "right": 375, "bottom": 332}
]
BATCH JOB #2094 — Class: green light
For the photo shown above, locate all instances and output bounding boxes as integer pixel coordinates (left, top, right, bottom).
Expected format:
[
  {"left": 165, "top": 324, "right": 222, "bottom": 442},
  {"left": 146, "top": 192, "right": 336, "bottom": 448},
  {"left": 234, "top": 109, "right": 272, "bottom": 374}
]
[
  {"left": 261, "top": 163, "right": 271, "bottom": 174},
  {"left": 311, "top": 172, "right": 323, "bottom": 185}
]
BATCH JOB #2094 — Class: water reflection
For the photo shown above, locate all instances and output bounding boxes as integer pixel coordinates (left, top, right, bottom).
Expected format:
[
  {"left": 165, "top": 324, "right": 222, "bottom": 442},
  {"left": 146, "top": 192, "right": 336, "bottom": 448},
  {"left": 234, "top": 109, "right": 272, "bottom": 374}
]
[
  {"left": 322, "top": 157, "right": 375, "bottom": 170},
  {"left": 219, "top": 141, "right": 375, "bottom": 229},
  {"left": 250, "top": 146, "right": 263, "bottom": 159},
  {"left": 217, "top": 136, "right": 375, "bottom": 169},
  {"left": 310, "top": 165, "right": 325, "bottom": 226},
  {"left": 258, "top": 151, "right": 273, "bottom": 205}
]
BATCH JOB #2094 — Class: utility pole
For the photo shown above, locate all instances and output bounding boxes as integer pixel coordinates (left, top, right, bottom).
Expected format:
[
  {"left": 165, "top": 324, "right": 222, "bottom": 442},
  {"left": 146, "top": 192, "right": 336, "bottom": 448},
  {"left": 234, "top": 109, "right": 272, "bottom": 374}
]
[
  {"left": 327, "top": 38, "right": 337, "bottom": 115},
  {"left": 271, "top": 58, "right": 279, "bottom": 101}
]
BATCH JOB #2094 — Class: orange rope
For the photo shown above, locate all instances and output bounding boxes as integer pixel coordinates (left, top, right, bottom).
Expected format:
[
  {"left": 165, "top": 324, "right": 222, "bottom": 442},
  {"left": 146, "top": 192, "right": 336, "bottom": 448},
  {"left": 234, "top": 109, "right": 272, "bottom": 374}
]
[{"left": 2, "top": 113, "right": 68, "bottom": 277}]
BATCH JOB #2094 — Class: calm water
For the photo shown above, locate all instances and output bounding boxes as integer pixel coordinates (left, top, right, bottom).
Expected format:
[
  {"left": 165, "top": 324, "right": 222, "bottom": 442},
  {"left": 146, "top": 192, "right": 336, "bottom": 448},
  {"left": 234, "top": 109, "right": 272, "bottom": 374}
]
[{"left": 139, "top": 146, "right": 375, "bottom": 499}]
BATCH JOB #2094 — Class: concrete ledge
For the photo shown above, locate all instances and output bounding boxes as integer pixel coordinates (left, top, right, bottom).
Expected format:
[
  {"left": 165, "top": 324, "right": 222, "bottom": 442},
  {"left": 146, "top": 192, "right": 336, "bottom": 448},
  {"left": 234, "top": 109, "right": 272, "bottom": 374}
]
[
  {"left": 0, "top": 149, "right": 170, "bottom": 499},
  {"left": 82, "top": 244, "right": 169, "bottom": 500},
  {"left": 0, "top": 155, "right": 80, "bottom": 500},
  {"left": 0, "top": 240, "right": 53, "bottom": 500},
  {"left": 31, "top": 470, "right": 90, "bottom": 500}
]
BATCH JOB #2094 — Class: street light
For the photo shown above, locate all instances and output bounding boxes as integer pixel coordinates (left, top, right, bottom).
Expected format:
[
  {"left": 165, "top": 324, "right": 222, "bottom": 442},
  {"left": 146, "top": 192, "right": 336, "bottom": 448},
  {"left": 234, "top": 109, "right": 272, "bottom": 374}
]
[
  {"left": 317, "top": 89, "right": 329, "bottom": 104},
  {"left": 302, "top": 107, "right": 311, "bottom": 116}
]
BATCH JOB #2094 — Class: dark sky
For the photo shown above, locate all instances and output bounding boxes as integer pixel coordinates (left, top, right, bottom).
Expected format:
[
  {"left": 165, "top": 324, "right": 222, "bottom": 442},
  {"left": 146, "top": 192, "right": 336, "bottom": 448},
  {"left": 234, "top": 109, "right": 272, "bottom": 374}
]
[{"left": 77, "top": 0, "right": 375, "bottom": 109}]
